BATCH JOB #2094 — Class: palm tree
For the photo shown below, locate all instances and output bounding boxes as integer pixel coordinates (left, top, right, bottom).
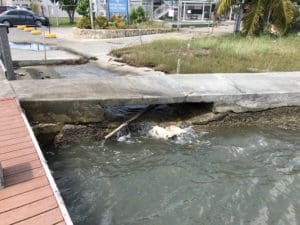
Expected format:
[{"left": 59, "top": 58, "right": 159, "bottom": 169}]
[{"left": 215, "top": 0, "right": 299, "bottom": 36}]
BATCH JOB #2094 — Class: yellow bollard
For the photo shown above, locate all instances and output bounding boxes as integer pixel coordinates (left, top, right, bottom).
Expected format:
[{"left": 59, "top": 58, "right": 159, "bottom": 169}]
[
  {"left": 44, "top": 33, "right": 57, "bottom": 39},
  {"left": 31, "top": 30, "right": 42, "bottom": 35},
  {"left": 17, "top": 25, "right": 26, "bottom": 30},
  {"left": 24, "top": 27, "right": 34, "bottom": 32}
]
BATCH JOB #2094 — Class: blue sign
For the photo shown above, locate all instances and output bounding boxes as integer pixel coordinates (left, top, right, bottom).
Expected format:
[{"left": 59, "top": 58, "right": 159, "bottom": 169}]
[{"left": 107, "top": 0, "right": 129, "bottom": 22}]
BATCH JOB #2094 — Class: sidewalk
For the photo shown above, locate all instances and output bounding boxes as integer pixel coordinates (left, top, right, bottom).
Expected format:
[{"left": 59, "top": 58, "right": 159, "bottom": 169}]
[{"left": 8, "top": 23, "right": 235, "bottom": 75}]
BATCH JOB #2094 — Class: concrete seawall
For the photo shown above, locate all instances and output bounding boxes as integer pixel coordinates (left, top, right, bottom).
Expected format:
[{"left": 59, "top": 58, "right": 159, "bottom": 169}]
[{"left": 1, "top": 72, "right": 300, "bottom": 124}]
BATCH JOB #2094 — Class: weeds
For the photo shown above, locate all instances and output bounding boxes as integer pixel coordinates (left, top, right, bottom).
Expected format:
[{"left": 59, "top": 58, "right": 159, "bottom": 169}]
[{"left": 110, "top": 35, "right": 300, "bottom": 74}]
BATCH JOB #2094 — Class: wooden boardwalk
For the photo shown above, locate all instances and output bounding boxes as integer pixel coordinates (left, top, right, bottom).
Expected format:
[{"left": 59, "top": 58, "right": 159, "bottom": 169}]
[{"left": 0, "top": 98, "right": 72, "bottom": 225}]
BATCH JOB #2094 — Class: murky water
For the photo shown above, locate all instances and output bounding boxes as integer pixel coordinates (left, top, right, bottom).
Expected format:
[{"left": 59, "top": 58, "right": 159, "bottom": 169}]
[
  {"left": 9, "top": 42, "right": 55, "bottom": 51},
  {"left": 16, "top": 62, "right": 119, "bottom": 80},
  {"left": 53, "top": 63, "right": 119, "bottom": 78},
  {"left": 45, "top": 127, "right": 300, "bottom": 225}
]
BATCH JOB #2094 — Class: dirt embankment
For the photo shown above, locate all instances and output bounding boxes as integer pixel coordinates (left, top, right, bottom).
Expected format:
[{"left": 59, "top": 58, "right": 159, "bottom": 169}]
[{"left": 32, "top": 104, "right": 300, "bottom": 148}]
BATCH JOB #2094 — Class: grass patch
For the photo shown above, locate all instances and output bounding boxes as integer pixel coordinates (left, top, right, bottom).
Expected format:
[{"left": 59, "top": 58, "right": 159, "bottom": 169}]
[
  {"left": 49, "top": 17, "right": 79, "bottom": 27},
  {"left": 110, "top": 35, "right": 300, "bottom": 74}
]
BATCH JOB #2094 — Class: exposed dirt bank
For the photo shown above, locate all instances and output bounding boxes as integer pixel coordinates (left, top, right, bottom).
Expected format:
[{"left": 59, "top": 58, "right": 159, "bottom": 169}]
[{"left": 32, "top": 104, "right": 300, "bottom": 148}]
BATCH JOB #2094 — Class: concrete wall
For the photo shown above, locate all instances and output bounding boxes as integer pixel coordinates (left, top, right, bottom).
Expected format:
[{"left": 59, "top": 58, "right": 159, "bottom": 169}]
[{"left": 73, "top": 27, "right": 175, "bottom": 39}]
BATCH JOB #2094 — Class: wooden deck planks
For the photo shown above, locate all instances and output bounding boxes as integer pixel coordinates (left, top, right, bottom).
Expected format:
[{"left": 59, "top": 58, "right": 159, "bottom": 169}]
[
  {"left": 0, "top": 98, "right": 70, "bottom": 225},
  {"left": 0, "top": 176, "right": 49, "bottom": 201},
  {"left": 0, "top": 147, "right": 36, "bottom": 161},
  {"left": 0, "top": 186, "right": 53, "bottom": 214},
  {"left": 0, "top": 196, "right": 58, "bottom": 225},
  {"left": 14, "top": 208, "right": 64, "bottom": 225}
]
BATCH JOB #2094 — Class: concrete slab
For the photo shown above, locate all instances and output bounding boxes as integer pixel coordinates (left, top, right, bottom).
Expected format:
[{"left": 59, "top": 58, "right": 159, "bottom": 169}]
[
  {"left": 0, "top": 80, "right": 15, "bottom": 98},
  {"left": 170, "top": 73, "right": 300, "bottom": 112},
  {"left": 9, "top": 72, "right": 300, "bottom": 113},
  {"left": 11, "top": 75, "right": 186, "bottom": 106}
]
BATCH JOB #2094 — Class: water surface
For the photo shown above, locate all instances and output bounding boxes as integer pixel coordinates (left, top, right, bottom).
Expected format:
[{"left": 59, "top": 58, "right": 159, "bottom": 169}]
[{"left": 45, "top": 127, "right": 300, "bottom": 225}]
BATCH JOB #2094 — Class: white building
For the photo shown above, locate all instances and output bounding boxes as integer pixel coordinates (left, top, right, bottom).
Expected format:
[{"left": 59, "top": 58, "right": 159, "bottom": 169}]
[{"left": 3, "top": 0, "right": 41, "bottom": 8}]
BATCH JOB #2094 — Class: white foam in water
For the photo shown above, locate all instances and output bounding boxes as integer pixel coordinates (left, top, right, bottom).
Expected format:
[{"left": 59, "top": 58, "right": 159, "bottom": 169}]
[{"left": 117, "top": 133, "right": 131, "bottom": 142}]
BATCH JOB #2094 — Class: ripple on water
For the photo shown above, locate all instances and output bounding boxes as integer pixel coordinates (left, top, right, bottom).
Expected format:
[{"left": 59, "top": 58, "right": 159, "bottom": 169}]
[{"left": 45, "top": 127, "right": 300, "bottom": 225}]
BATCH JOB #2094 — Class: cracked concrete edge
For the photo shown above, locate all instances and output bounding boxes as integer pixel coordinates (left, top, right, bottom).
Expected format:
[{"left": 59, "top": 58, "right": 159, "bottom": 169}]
[{"left": 94, "top": 55, "right": 166, "bottom": 76}]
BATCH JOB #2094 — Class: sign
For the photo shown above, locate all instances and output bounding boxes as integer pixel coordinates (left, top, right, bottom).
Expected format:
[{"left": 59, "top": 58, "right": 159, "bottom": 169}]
[
  {"left": 107, "top": 0, "right": 129, "bottom": 22},
  {"left": 168, "top": 9, "right": 174, "bottom": 17}
]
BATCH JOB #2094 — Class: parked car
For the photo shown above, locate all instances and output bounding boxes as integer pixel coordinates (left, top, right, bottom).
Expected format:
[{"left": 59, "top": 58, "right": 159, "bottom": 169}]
[
  {"left": 0, "top": 9, "right": 49, "bottom": 27},
  {"left": 0, "top": 6, "right": 16, "bottom": 14}
]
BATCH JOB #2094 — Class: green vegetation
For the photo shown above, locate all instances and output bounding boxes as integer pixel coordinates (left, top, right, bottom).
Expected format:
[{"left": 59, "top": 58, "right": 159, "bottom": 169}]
[
  {"left": 76, "top": 6, "right": 151, "bottom": 29},
  {"left": 49, "top": 17, "right": 79, "bottom": 27},
  {"left": 111, "top": 35, "right": 300, "bottom": 74},
  {"left": 76, "top": 0, "right": 89, "bottom": 17},
  {"left": 129, "top": 6, "right": 148, "bottom": 24},
  {"left": 215, "top": 0, "right": 299, "bottom": 36},
  {"left": 30, "top": 2, "right": 41, "bottom": 15},
  {"left": 52, "top": 0, "right": 79, "bottom": 23},
  {"left": 76, "top": 15, "right": 127, "bottom": 29}
]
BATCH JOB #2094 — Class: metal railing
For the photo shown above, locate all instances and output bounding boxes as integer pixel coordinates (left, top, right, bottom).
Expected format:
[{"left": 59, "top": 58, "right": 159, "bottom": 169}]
[{"left": 153, "top": 2, "right": 175, "bottom": 19}]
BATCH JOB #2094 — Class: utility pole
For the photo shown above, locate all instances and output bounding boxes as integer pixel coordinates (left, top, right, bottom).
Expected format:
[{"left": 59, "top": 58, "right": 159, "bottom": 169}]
[
  {"left": 177, "top": 0, "right": 181, "bottom": 30},
  {"left": 89, "top": 0, "right": 94, "bottom": 29},
  {"left": 234, "top": 0, "right": 244, "bottom": 33},
  {"left": 53, "top": 0, "right": 59, "bottom": 27}
]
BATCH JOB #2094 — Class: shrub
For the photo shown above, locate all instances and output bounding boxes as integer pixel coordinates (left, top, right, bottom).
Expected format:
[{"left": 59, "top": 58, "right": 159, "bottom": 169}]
[
  {"left": 76, "top": 0, "right": 89, "bottom": 17},
  {"left": 129, "top": 6, "right": 147, "bottom": 24},
  {"left": 95, "top": 16, "right": 108, "bottom": 29},
  {"left": 109, "top": 16, "right": 126, "bottom": 29},
  {"left": 116, "top": 21, "right": 126, "bottom": 29},
  {"left": 30, "top": 2, "right": 41, "bottom": 15},
  {"left": 76, "top": 16, "right": 91, "bottom": 29}
]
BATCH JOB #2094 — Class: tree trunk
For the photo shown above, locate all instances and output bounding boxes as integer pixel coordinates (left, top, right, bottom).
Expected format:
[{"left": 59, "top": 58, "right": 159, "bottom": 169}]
[{"left": 67, "top": 10, "right": 75, "bottom": 23}]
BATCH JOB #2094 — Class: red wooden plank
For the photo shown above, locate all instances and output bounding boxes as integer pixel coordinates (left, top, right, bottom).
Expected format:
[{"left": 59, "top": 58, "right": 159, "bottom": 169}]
[
  {"left": 0, "top": 147, "right": 35, "bottom": 161},
  {"left": 0, "top": 117, "right": 24, "bottom": 127},
  {"left": 4, "top": 167, "right": 44, "bottom": 187},
  {"left": 0, "top": 186, "right": 53, "bottom": 214},
  {"left": 0, "top": 196, "right": 58, "bottom": 225},
  {"left": 0, "top": 123, "right": 25, "bottom": 132},
  {"left": 4, "top": 160, "right": 41, "bottom": 176},
  {"left": 0, "top": 176, "right": 49, "bottom": 201},
  {"left": 0, "top": 136, "right": 32, "bottom": 148},
  {"left": 0, "top": 111, "right": 20, "bottom": 118},
  {"left": 1, "top": 153, "right": 39, "bottom": 167},
  {"left": 55, "top": 221, "right": 66, "bottom": 225},
  {"left": 0, "top": 126, "right": 27, "bottom": 136},
  {"left": 0, "top": 114, "right": 21, "bottom": 122},
  {"left": 0, "top": 141, "right": 33, "bottom": 154},
  {"left": 0, "top": 103, "right": 18, "bottom": 109},
  {"left": 0, "top": 99, "right": 69, "bottom": 225},
  {"left": 14, "top": 208, "right": 64, "bottom": 225},
  {"left": 0, "top": 132, "right": 29, "bottom": 142}
]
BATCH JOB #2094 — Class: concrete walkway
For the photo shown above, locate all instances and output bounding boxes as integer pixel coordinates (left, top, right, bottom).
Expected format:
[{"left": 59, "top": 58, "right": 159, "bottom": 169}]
[{"left": 1, "top": 72, "right": 300, "bottom": 113}]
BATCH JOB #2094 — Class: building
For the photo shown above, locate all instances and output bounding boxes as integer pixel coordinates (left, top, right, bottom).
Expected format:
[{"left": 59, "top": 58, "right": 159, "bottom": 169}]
[{"left": 2, "top": 0, "right": 41, "bottom": 8}]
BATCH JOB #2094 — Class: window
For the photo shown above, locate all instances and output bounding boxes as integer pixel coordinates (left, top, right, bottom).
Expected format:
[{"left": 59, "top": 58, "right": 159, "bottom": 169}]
[
  {"left": 7, "top": 11, "right": 18, "bottom": 15},
  {"left": 19, "top": 11, "right": 32, "bottom": 16}
]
